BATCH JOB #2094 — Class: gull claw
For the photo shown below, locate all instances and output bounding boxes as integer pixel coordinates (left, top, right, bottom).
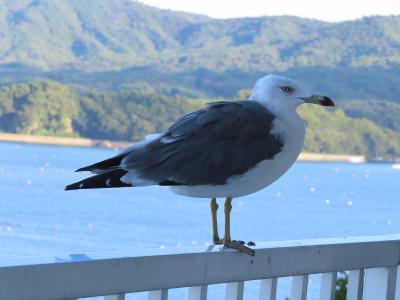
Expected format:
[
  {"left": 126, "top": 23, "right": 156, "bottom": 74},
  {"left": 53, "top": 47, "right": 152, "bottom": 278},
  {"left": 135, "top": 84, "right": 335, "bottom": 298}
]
[
  {"left": 232, "top": 240, "right": 245, "bottom": 245},
  {"left": 224, "top": 240, "right": 255, "bottom": 256}
]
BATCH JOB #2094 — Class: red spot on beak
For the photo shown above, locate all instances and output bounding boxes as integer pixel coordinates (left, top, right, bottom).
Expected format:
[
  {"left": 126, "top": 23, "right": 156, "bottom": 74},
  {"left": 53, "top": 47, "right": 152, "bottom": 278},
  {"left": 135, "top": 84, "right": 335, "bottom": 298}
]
[{"left": 320, "top": 97, "right": 335, "bottom": 107}]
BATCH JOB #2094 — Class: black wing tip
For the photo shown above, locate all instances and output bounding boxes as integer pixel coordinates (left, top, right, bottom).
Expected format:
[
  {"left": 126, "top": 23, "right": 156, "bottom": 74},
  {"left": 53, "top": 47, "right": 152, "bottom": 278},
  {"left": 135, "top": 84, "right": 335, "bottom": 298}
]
[
  {"left": 158, "top": 180, "right": 182, "bottom": 186},
  {"left": 65, "top": 183, "right": 78, "bottom": 191},
  {"left": 75, "top": 166, "right": 92, "bottom": 172},
  {"left": 65, "top": 180, "right": 87, "bottom": 190},
  {"left": 65, "top": 169, "right": 133, "bottom": 191},
  {"left": 75, "top": 155, "right": 126, "bottom": 173}
]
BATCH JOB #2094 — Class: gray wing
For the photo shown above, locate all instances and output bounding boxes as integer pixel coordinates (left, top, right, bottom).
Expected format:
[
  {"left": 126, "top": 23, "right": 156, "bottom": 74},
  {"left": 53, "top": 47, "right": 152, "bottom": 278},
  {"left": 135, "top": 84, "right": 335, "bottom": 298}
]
[{"left": 121, "top": 100, "right": 284, "bottom": 186}]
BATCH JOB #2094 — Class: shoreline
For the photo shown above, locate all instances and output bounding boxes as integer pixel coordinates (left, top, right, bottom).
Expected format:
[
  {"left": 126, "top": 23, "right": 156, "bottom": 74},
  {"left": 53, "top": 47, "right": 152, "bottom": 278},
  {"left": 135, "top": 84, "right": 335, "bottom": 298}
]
[
  {"left": 0, "top": 132, "right": 368, "bottom": 163},
  {"left": 0, "top": 132, "right": 131, "bottom": 149}
]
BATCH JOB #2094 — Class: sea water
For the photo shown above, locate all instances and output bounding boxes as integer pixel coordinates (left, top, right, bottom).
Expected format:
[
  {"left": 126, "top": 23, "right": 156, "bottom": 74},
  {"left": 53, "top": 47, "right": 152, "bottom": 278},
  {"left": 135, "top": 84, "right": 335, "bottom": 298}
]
[{"left": 0, "top": 141, "right": 399, "bottom": 299}]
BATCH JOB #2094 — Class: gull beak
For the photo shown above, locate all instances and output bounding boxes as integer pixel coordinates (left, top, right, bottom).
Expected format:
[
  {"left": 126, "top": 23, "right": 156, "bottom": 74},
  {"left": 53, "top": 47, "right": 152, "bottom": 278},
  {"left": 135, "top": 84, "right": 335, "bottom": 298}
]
[{"left": 301, "top": 95, "right": 335, "bottom": 107}]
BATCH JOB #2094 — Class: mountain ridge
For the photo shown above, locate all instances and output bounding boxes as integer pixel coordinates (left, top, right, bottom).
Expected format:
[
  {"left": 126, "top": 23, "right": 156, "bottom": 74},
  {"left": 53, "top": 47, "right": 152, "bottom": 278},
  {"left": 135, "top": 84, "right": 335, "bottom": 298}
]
[{"left": 1, "top": 0, "right": 399, "bottom": 72}]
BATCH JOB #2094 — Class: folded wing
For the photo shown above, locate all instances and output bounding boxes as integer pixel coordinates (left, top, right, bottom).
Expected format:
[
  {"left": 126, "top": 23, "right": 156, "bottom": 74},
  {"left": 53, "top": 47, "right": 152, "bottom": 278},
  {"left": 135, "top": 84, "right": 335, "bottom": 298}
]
[{"left": 65, "top": 101, "right": 283, "bottom": 190}]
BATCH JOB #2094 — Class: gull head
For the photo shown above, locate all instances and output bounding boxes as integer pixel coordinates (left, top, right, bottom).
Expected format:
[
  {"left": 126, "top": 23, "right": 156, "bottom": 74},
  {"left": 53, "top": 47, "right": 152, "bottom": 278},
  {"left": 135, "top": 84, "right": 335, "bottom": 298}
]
[{"left": 250, "top": 74, "right": 335, "bottom": 114}]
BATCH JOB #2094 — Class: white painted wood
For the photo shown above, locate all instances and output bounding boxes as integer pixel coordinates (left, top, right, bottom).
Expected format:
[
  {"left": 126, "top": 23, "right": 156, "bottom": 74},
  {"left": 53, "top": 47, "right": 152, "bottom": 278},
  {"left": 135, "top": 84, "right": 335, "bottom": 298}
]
[
  {"left": 291, "top": 275, "right": 308, "bottom": 300},
  {"left": 395, "top": 266, "right": 400, "bottom": 300},
  {"left": 259, "top": 278, "right": 277, "bottom": 300},
  {"left": 1, "top": 235, "right": 400, "bottom": 300},
  {"left": 148, "top": 289, "right": 168, "bottom": 300},
  {"left": 225, "top": 282, "right": 244, "bottom": 300},
  {"left": 364, "top": 267, "right": 397, "bottom": 300},
  {"left": 346, "top": 270, "right": 364, "bottom": 300},
  {"left": 105, "top": 294, "right": 125, "bottom": 300},
  {"left": 320, "top": 272, "right": 337, "bottom": 300},
  {"left": 188, "top": 285, "right": 208, "bottom": 300},
  {"left": 387, "top": 267, "right": 397, "bottom": 300}
]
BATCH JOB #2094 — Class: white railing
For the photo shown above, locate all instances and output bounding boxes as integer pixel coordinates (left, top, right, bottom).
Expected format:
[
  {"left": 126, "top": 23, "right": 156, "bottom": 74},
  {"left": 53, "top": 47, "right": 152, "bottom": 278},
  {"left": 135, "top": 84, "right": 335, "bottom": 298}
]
[{"left": 1, "top": 235, "right": 400, "bottom": 300}]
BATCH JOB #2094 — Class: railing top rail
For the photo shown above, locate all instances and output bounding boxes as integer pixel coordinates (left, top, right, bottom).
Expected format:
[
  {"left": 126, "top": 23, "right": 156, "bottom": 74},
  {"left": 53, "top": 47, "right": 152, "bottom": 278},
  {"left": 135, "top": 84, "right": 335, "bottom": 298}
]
[
  {"left": 2, "top": 234, "right": 400, "bottom": 268},
  {"left": 1, "top": 234, "right": 400, "bottom": 300}
]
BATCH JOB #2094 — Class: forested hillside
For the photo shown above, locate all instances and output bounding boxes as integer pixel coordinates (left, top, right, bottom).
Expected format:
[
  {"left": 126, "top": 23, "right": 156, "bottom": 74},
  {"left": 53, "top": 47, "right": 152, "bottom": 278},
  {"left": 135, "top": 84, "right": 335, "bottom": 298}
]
[
  {"left": 1, "top": 0, "right": 399, "bottom": 72},
  {"left": 0, "top": 81, "right": 399, "bottom": 159},
  {"left": 0, "top": 0, "right": 400, "bottom": 102},
  {"left": 0, "top": 0, "right": 399, "bottom": 159},
  {"left": 341, "top": 100, "right": 400, "bottom": 132},
  {"left": 0, "top": 81, "right": 79, "bottom": 136},
  {"left": 0, "top": 81, "right": 204, "bottom": 140}
]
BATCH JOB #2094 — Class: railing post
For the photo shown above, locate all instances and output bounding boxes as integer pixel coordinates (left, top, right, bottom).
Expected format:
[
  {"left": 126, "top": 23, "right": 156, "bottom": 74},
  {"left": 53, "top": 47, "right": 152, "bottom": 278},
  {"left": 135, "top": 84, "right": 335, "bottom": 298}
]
[
  {"left": 395, "top": 266, "right": 400, "bottom": 300},
  {"left": 259, "top": 278, "right": 277, "bottom": 300},
  {"left": 364, "top": 267, "right": 397, "bottom": 300},
  {"left": 291, "top": 275, "right": 308, "bottom": 300},
  {"left": 225, "top": 282, "right": 244, "bottom": 300},
  {"left": 346, "top": 269, "right": 364, "bottom": 300},
  {"left": 188, "top": 285, "right": 208, "bottom": 300},
  {"left": 320, "top": 272, "right": 337, "bottom": 300},
  {"left": 149, "top": 289, "right": 169, "bottom": 300}
]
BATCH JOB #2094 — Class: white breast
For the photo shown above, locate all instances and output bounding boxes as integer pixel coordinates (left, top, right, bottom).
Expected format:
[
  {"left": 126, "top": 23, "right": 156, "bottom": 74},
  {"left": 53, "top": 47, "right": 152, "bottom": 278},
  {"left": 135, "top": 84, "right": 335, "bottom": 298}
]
[{"left": 171, "top": 112, "right": 306, "bottom": 198}]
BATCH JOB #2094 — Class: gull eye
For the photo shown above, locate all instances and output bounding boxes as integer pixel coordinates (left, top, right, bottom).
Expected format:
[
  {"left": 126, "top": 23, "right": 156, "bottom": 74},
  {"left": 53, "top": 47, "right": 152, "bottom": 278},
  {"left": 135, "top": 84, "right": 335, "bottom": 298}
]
[{"left": 281, "top": 86, "right": 293, "bottom": 93}]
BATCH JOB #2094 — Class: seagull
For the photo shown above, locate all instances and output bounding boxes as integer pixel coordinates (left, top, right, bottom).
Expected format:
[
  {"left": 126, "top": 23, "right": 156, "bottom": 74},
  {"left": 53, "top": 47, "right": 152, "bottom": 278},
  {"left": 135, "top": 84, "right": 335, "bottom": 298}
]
[{"left": 65, "top": 74, "right": 335, "bottom": 255}]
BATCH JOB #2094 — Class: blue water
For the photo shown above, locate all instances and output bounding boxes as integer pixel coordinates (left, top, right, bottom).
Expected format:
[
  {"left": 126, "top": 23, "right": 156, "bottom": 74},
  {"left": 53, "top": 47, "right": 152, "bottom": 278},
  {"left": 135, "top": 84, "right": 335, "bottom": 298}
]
[{"left": 0, "top": 141, "right": 399, "bottom": 299}]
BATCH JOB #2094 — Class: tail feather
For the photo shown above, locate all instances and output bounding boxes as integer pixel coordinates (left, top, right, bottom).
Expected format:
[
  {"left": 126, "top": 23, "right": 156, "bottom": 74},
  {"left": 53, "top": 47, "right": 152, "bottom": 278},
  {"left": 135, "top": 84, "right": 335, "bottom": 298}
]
[
  {"left": 65, "top": 169, "right": 132, "bottom": 191},
  {"left": 76, "top": 154, "right": 125, "bottom": 173}
]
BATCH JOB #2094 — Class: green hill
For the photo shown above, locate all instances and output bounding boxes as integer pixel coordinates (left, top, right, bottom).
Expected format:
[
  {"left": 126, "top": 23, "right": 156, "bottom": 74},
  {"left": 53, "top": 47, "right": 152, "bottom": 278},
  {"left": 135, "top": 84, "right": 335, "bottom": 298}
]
[
  {"left": 0, "top": 81, "right": 399, "bottom": 160},
  {"left": 0, "top": 0, "right": 399, "bottom": 159},
  {"left": 0, "top": 0, "right": 209, "bottom": 70},
  {"left": 0, "top": 80, "right": 79, "bottom": 136},
  {"left": 0, "top": 81, "right": 205, "bottom": 140},
  {"left": 0, "top": 0, "right": 400, "bottom": 102},
  {"left": 342, "top": 100, "right": 400, "bottom": 132},
  {"left": 299, "top": 106, "right": 400, "bottom": 159},
  {"left": 1, "top": 0, "right": 399, "bottom": 72}
]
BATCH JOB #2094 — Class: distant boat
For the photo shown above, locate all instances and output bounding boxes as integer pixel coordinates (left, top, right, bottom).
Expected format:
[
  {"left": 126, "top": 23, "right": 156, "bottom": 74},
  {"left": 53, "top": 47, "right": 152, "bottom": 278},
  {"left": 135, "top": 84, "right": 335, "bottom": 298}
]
[{"left": 392, "top": 163, "right": 400, "bottom": 170}]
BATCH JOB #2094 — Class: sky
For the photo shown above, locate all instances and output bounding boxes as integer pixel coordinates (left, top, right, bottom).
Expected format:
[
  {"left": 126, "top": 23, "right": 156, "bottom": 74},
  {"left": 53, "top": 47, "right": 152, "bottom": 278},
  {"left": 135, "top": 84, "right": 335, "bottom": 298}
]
[{"left": 136, "top": 0, "right": 400, "bottom": 22}]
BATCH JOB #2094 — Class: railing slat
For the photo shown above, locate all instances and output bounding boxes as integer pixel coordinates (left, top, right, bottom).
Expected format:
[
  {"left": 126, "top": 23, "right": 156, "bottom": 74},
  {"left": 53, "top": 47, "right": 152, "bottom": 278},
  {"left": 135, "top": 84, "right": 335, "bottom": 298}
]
[
  {"left": 346, "top": 270, "right": 364, "bottom": 300},
  {"left": 225, "top": 282, "right": 244, "bottom": 300},
  {"left": 2, "top": 235, "right": 400, "bottom": 300},
  {"left": 291, "top": 275, "right": 308, "bottom": 300},
  {"left": 148, "top": 289, "right": 169, "bottom": 300},
  {"left": 105, "top": 295, "right": 125, "bottom": 300},
  {"left": 395, "top": 266, "right": 400, "bottom": 300},
  {"left": 188, "top": 285, "right": 208, "bottom": 300},
  {"left": 259, "top": 278, "right": 277, "bottom": 300},
  {"left": 364, "top": 267, "right": 397, "bottom": 300},
  {"left": 320, "top": 272, "right": 337, "bottom": 300}
]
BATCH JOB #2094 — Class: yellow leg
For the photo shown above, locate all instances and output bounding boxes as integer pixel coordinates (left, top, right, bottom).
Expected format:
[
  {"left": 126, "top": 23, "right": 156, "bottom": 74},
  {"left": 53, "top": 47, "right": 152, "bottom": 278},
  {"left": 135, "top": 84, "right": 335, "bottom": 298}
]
[
  {"left": 223, "top": 197, "right": 255, "bottom": 256},
  {"left": 224, "top": 196, "right": 233, "bottom": 242},
  {"left": 210, "top": 198, "right": 223, "bottom": 244}
]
